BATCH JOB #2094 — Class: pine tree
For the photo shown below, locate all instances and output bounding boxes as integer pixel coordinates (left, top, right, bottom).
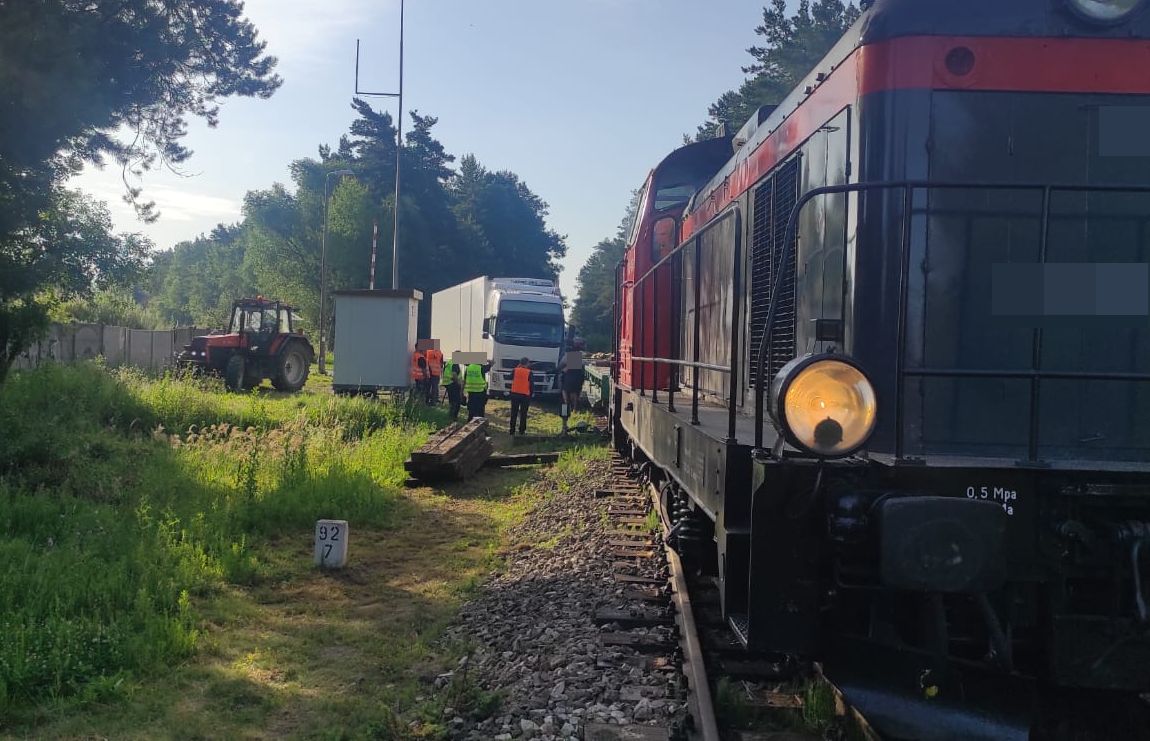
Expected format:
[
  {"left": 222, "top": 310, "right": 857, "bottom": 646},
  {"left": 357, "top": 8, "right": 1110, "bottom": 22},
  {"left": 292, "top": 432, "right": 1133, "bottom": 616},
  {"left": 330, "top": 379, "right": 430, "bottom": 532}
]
[
  {"left": 0, "top": 0, "right": 280, "bottom": 381},
  {"left": 697, "top": 0, "right": 859, "bottom": 139}
]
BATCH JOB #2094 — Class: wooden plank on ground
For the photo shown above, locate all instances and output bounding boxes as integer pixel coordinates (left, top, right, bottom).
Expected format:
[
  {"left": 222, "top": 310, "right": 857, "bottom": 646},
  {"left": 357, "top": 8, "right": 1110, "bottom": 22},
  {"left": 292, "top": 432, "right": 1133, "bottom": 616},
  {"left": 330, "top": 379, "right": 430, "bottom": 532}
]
[
  {"left": 405, "top": 419, "right": 492, "bottom": 481},
  {"left": 610, "top": 548, "right": 656, "bottom": 559},
  {"left": 583, "top": 723, "right": 670, "bottom": 741},
  {"left": 593, "top": 608, "right": 672, "bottom": 628},
  {"left": 599, "top": 632, "right": 675, "bottom": 653},
  {"left": 613, "top": 573, "right": 665, "bottom": 586},
  {"left": 483, "top": 452, "right": 560, "bottom": 467},
  {"left": 608, "top": 507, "right": 649, "bottom": 516},
  {"left": 623, "top": 587, "right": 667, "bottom": 602},
  {"left": 409, "top": 419, "right": 487, "bottom": 462}
]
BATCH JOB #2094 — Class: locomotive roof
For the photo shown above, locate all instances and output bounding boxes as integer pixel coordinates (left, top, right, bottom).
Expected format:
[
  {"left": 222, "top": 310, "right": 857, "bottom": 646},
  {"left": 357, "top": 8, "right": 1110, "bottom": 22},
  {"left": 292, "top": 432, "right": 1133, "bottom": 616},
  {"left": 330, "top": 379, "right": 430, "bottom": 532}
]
[
  {"left": 684, "top": 0, "right": 1150, "bottom": 226},
  {"left": 863, "top": 0, "right": 1150, "bottom": 41}
]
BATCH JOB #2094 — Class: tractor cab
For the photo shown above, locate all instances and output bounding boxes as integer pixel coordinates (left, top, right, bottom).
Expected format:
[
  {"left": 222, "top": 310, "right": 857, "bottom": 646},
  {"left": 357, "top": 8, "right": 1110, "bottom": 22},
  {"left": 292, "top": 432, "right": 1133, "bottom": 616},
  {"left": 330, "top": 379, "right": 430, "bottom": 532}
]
[
  {"left": 227, "top": 299, "right": 298, "bottom": 350},
  {"left": 177, "top": 297, "right": 314, "bottom": 392}
]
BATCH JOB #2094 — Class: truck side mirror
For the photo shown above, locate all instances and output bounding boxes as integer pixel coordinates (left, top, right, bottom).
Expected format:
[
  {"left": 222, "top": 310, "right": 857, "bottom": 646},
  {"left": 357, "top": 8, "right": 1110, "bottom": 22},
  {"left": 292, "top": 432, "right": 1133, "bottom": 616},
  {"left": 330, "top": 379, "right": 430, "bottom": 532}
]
[
  {"left": 482, "top": 331, "right": 490, "bottom": 339},
  {"left": 482, "top": 317, "right": 491, "bottom": 333}
]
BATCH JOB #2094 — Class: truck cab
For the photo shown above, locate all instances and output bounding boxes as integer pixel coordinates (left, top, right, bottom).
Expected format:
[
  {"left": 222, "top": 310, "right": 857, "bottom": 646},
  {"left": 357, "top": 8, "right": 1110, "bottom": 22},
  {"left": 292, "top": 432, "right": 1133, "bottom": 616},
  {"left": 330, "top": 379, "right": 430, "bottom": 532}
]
[{"left": 484, "top": 279, "right": 565, "bottom": 397}]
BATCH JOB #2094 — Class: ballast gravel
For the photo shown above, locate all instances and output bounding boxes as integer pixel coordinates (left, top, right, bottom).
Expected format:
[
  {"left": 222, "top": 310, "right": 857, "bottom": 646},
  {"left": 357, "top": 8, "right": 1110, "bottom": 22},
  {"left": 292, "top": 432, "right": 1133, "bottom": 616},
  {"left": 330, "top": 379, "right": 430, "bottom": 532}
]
[{"left": 438, "top": 458, "right": 687, "bottom": 740}]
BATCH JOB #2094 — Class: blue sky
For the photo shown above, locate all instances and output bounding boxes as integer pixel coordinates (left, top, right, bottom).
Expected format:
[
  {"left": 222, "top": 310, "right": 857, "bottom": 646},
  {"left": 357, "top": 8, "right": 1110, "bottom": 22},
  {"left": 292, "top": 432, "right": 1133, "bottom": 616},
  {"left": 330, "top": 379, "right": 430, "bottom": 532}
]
[{"left": 72, "top": 0, "right": 766, "bottom": 301}]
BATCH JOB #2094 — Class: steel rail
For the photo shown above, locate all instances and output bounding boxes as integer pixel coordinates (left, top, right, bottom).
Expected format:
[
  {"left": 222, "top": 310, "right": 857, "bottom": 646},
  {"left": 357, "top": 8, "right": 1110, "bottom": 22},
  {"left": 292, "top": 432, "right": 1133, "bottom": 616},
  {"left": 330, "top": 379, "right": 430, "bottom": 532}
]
[
  {"left": 644, "top": 475, "right": 878, "bottom": 741},
  {"left": 648, "top": 481, "right": 721, "bottom": 741}
]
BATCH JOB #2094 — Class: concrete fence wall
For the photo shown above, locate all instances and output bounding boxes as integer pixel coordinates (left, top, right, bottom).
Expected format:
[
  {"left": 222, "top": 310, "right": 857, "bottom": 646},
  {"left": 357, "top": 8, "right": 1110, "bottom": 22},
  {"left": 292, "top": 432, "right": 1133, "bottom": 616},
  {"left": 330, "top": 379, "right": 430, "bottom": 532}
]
[{"left": 11, "top": 324, "right": 204, "bottom": 373}]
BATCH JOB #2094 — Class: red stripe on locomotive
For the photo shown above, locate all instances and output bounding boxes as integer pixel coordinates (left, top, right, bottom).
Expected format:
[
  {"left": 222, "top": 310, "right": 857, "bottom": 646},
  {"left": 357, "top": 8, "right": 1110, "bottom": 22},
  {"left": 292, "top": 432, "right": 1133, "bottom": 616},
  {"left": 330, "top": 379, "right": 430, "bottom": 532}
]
[{"left": 683, "top": 35, "right": 1150, "bottom": 239}]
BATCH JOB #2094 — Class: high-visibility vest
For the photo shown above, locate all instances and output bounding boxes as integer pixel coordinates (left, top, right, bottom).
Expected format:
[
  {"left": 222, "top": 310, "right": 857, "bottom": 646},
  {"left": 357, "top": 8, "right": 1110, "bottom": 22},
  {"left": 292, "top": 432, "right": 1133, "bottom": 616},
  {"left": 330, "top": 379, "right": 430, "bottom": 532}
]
[
  {"left": 426, "top": 348, "right": 443, "bottom": 376},
  {"left": 441, "top": 361, "right": 457, "bottom": 386},
  {"left": 463, "top": 363, "right": 487, "bottom": 393},
  {"left": 511, "top": 365, "right": 532, "bottom": 395},
  {"left": 410, "top": 351, "right": 425, "bottom": 382}
]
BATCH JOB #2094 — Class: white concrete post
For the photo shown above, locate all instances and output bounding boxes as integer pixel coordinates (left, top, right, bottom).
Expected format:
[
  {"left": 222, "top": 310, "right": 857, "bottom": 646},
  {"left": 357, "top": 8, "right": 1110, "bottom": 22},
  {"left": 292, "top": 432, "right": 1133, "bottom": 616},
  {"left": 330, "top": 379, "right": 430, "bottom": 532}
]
[{"left": 315, "top": 519, "right": 349, "bottom": 568}]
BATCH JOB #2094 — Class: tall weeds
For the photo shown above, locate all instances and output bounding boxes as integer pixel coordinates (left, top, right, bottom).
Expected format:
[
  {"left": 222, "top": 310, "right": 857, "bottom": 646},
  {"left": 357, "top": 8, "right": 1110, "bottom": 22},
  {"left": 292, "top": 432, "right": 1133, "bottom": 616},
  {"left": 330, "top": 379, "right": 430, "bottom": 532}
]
[{"left": 0, "top": 362, "right": 434, "bottom": 713}]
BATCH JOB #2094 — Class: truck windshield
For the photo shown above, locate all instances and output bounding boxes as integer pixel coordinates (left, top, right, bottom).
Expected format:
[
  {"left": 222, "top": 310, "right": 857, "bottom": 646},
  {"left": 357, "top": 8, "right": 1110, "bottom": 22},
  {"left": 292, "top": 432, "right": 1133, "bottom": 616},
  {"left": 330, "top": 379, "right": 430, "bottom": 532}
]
[{"left": 494, "top": 316, "right": 564, "bottom": 348}]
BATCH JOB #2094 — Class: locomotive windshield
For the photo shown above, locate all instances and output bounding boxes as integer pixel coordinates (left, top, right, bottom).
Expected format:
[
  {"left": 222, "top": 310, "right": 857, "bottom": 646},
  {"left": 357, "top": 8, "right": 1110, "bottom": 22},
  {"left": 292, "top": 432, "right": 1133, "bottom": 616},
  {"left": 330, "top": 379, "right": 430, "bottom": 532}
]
[{"left": 905, "top": 91, "right": 1150, "bottom": 463}]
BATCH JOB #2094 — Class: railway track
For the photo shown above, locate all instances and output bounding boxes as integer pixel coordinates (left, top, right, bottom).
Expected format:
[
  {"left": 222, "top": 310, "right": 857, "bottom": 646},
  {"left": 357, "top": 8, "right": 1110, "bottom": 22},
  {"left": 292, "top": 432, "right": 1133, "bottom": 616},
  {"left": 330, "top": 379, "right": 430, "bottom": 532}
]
[
  {"left": 591, "top": 449, "right": 876, "bottom": 741},
  {"left": 590, "top": 447, "right": 1150, "bottom": 741}
]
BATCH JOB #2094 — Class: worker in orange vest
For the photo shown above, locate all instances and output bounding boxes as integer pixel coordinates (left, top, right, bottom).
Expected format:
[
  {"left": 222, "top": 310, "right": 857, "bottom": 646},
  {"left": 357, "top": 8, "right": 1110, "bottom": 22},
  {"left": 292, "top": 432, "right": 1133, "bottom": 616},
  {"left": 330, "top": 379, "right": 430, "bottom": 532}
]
[
  {"left": 424, "top": 345, "right": 444, "bottom": 404},
  {"left": 508, "top": 357, "right": 534, "bottom": 436},
  {"left": 410, "top": 346, "right": 428, "bottom": 400}
]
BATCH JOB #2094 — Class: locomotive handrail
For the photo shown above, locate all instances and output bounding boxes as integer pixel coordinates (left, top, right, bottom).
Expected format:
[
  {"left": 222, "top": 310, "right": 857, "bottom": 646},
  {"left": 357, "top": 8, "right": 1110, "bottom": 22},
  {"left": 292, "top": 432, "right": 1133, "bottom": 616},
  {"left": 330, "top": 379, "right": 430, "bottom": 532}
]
[
  {"left": 628, "top": 357, "right": 731, "bottom": 373},
  {"left": 752, "top": 178, "right": 1150, "bottom": 455},
  {"left": 630, "top": 206, "right": 743, "bottom": 437}
]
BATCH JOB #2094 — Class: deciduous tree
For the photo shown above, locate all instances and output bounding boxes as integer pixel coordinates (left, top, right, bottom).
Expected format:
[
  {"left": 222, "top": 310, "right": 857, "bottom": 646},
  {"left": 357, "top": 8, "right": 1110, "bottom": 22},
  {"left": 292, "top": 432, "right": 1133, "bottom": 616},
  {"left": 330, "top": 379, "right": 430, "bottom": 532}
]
[
  {"left": 0, "top": 0, "right": 281, "bottom": 380},
  {"left": 570, "top": 192, "right": 640, "bottom": 352}
]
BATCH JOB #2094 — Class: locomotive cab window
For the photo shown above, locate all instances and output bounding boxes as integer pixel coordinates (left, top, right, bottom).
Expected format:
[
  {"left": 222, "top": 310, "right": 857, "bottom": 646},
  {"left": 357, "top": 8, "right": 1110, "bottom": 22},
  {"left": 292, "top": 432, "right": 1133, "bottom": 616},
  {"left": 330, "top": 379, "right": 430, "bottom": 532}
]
[{"left": 652, "top": 216, "right": 675, "bottom": 261}]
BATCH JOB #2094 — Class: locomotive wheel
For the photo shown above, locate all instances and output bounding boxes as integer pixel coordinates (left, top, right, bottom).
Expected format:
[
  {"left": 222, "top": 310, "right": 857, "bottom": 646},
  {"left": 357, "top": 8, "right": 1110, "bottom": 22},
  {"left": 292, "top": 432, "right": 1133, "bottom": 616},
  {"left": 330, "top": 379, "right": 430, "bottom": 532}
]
[
  {"left": 272, "top": 343, "right": 310, "bottom": 392},
  {"left": 224, "top": 354, "right": 246, "bottom": 392}
]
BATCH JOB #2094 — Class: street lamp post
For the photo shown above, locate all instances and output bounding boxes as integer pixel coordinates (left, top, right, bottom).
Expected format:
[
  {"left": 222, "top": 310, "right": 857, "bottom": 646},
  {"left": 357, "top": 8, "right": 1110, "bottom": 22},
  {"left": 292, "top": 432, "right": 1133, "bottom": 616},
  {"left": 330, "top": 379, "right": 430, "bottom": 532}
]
[{"left": 318, "top": 168, "right": 356, "bottom": 376}]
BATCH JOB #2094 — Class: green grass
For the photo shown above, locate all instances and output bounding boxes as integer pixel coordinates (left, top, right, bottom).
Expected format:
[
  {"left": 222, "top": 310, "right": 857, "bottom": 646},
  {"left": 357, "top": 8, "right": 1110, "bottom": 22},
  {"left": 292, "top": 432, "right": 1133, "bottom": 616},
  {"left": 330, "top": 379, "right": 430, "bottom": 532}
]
[
  {"left": 0, "top": 361, "right": 609, "bottom": 738},
  {"left": 0, "top": 362, "right": 439, "bottom": 723}
]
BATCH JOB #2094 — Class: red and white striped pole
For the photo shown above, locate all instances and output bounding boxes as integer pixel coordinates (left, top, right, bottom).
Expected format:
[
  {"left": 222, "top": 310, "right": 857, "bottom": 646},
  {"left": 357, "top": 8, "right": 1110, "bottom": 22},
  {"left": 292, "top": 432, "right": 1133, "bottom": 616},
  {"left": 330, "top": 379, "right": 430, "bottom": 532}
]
[{"left": 369, "top": 219, "right": 378, "bottom": 289}]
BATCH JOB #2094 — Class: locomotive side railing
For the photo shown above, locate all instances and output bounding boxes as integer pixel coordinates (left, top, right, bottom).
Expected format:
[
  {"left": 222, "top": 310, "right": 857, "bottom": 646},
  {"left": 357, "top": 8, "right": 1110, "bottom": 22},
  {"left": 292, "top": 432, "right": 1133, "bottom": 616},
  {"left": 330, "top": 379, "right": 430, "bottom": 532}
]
[
  {"left": 612, "top": 259, "right": 623, "bottom": 384},
  {"left": 752, "top": 180, "right": 1150, "bottom": 460},
  {"left": 630, "top": 207, "right": 743, "bottom": 442}
]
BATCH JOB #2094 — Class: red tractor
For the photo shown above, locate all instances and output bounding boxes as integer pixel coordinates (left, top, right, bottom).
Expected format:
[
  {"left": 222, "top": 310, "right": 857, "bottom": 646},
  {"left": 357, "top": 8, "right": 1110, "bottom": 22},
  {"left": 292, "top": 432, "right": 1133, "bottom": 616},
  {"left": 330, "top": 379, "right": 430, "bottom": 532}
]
[{"left": 177, "top": 297, "right": 315, "bottom": 392}]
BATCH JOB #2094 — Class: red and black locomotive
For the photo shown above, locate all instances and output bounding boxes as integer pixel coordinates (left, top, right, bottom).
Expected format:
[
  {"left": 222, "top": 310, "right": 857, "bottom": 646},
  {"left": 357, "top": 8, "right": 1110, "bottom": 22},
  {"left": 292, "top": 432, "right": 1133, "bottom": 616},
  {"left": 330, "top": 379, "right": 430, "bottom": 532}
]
[{"left": 612, "top": 0, "right": 1150, "bottom": 735}]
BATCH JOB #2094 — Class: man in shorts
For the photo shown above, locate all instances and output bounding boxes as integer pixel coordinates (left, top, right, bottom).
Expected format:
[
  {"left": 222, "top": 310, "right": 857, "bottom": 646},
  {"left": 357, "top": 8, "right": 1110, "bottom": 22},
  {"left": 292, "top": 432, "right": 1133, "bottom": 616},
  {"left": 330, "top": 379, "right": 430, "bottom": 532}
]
[{"left": 558, "top": 353, "right": 585, "bottom": 435}]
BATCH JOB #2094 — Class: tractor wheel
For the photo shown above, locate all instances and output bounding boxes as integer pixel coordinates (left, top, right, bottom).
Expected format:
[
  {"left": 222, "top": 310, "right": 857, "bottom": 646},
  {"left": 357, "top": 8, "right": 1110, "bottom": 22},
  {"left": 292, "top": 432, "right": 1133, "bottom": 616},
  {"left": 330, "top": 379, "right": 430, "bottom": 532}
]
[
  {"left": 242, "top": 368, "right": 262, "bottom": 391},
  {"left": 224, "top": 354, "right": 246, "bottom": 392},
  {"left": 272, "top": 343, "right": 310, "bottom": 392}
]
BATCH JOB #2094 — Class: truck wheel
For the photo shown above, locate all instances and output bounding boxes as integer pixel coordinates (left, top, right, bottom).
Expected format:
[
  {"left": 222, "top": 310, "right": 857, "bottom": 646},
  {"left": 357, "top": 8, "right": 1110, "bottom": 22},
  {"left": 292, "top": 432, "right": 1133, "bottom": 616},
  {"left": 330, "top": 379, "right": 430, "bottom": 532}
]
[
  {"left": 272, "top": 343, "right": 310, "bottom": 392},
  {"left": 224, "top": 354, "right": 246, "bottom": 392}
]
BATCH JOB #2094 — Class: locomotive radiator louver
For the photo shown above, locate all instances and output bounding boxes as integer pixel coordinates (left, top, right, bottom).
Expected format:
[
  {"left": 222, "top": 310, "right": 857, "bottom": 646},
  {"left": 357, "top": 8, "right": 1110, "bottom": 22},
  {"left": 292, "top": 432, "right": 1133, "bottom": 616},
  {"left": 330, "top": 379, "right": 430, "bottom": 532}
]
[{"left": 768, "top": 353, "right": 877, "bottom": 458}]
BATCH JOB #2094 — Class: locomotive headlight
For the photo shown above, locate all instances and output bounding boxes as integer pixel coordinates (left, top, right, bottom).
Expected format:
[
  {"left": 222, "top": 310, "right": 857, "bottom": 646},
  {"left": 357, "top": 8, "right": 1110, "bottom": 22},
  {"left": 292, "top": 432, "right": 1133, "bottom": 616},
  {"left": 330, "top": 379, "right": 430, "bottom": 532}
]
[
  {"left": 770, "top": 354, "right": 877, "bottom": 458},
  {"left": 1066, "top": 0, "right": 1144, "bottom": 23}
]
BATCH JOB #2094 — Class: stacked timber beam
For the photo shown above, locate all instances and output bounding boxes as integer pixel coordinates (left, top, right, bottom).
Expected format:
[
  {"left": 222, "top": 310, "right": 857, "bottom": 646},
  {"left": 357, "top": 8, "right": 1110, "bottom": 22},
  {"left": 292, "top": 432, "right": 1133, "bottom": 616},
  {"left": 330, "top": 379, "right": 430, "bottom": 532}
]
[{"left": 405, "top": 418, "right": 493, "bottom": 482}]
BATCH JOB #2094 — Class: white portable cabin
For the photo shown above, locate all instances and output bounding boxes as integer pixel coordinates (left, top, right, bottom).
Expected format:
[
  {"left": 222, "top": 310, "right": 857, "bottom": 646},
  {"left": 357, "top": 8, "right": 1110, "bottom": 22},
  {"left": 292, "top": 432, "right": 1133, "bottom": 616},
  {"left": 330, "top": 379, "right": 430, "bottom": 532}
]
[{"left": 332, "top": 289, "right": 422, "bottom": 393}]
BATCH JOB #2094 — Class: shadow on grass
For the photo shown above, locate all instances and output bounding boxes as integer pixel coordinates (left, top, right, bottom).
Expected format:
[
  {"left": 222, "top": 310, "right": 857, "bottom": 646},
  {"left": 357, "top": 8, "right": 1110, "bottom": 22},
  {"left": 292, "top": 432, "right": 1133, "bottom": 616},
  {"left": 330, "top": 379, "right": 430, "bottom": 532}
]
[
  {"left": 12, "top": 474, "right": 518, "bottom": 739},
  {"left": 0, "top": 363, "right": 437, "bottom": 730}
]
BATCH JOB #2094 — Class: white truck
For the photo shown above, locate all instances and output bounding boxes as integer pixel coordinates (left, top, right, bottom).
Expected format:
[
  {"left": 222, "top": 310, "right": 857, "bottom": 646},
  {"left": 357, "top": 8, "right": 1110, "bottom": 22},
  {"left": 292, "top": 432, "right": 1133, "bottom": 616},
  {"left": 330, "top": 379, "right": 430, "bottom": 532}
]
[{"left": 430, "top": 276, "right": 565, "bottom": 397}]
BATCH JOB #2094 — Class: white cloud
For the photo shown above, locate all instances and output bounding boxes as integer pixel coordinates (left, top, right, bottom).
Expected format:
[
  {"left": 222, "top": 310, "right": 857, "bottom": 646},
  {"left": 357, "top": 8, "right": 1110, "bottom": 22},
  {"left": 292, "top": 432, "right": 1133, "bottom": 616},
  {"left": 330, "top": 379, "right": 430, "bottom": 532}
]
[
  {"left": 75, "top": 175, "right": 238, "bottom": 222},
  {"left": 144, "top": 185, "right": 241, "bottom": 222},
  {"left": 242, "top": 0, "right": 388, "bottom": 69}
]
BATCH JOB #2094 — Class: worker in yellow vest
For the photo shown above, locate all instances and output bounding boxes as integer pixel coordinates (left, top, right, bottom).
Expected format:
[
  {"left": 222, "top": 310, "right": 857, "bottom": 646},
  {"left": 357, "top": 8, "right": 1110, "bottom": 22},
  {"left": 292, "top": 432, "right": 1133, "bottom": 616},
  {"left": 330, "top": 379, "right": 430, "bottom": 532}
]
[
  {"left": 508, "top": 357, "right": 535, "bottom": 435},
  {"left": 424, "top": 346, "right": 444, "bottom": 404},
  {"left": 463, "top": 361, "right": 489, "bottom": 420}
]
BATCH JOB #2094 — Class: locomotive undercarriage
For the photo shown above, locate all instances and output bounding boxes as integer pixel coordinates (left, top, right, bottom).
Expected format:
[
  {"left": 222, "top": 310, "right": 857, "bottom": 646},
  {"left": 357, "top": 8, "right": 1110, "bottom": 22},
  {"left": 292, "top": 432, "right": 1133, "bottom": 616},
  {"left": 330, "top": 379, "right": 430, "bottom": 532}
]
[{"left": 615, "top": 385, "right": 1150, "bottom": 737}]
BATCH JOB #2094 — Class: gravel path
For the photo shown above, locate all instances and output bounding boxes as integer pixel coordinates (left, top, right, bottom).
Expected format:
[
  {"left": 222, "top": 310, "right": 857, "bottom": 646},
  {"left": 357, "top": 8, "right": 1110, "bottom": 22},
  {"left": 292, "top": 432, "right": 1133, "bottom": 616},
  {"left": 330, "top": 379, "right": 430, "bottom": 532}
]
[{"left": 440, "top": 458, "right": 687, "bottom": 740}]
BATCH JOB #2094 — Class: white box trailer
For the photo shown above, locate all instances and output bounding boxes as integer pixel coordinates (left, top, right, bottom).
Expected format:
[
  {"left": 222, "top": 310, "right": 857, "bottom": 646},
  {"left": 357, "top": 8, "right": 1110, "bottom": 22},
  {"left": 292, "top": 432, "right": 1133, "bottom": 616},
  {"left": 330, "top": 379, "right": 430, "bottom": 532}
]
[
  {"left": 332, "top": 289, "right": 422, "bottom": 393},
  {"left": 431, "top": 276, "right": 565, "bottom": 397},
  {"left": 430, "top": 276, "right": 488, "bottom": 355}
]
